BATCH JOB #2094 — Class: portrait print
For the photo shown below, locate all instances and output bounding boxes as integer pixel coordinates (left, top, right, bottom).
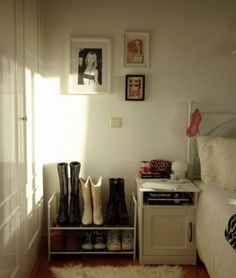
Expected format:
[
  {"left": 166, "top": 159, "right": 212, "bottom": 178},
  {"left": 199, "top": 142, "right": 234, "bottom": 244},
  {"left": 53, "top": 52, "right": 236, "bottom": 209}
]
[
  {"left": 126, "top": 39, "right": 144, "bottom": 64},
  {"left": 77, "top": 48, "right": 102, "bottom": 86},
  {"left": 125, "top": 75, "right": 145, "bottom": 101},
  {"left": 124, "top": 32, "right": 149, "bottom": 67}
]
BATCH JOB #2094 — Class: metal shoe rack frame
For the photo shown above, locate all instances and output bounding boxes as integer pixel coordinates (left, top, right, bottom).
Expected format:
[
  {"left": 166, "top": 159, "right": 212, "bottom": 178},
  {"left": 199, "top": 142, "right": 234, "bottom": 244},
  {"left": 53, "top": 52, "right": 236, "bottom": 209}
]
[{"left": 47, "top": 192, "right": 137, "bottom": 261}]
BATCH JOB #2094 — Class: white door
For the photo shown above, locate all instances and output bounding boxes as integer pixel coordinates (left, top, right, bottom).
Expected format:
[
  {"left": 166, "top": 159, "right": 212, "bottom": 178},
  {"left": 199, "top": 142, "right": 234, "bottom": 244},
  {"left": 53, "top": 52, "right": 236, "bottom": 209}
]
[
  {"left": 0, "top": 0, "right": 43, "bottom": 277},
  {"left": 0, "top": 0, "right": 25, "bottom": 277}
]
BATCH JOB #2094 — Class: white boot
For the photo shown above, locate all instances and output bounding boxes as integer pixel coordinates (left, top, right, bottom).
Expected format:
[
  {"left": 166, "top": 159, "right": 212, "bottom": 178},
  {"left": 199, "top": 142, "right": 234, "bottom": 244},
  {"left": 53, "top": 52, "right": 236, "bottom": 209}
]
[
  {"left": 80, "top": 176, "right": 93, "bottom": 226},
  {"left": 90, "top": 176, "right": 104, "bottom": 225}
]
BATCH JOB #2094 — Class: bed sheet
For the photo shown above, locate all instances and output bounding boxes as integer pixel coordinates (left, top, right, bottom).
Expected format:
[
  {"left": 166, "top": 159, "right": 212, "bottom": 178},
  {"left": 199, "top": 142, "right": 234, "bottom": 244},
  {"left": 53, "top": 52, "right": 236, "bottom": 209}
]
[{"left": 195, "top": 181, "right": 236, "bottom": 278}]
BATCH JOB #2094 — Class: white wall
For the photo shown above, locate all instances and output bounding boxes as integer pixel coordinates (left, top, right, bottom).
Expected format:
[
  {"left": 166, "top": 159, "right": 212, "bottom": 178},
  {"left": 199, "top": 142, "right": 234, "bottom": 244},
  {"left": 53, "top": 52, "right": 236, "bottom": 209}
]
[{"left": 41, "top": 0, "right": 236, "bottom": 205}]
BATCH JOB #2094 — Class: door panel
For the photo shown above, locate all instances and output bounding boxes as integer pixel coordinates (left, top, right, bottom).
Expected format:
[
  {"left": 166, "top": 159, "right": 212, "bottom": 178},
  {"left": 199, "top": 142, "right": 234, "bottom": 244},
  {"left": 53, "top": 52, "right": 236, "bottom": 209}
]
[
  {"left": 0, "top": 0, "right": 42, "bottom": 277},
  {"left": 0, "top": 1, "right": 23, "bottom": 276},
  {"left": 143, "top": 206, "right": 194, "bottom": 256}
]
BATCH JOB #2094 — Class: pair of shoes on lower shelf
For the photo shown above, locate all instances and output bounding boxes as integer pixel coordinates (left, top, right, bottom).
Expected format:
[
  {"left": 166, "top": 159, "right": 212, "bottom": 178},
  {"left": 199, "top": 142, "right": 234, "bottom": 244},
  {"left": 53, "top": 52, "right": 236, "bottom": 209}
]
[
  {"left": 81, "top": 231, "right": 106, "bottom": 250},
  {"left": 107, "top": 230, "right": 133, "bottom": 251}
]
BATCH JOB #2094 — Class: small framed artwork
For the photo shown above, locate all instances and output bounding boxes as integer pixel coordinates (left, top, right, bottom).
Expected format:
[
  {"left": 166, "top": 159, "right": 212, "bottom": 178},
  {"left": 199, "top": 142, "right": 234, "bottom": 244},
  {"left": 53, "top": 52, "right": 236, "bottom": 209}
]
[
  {"left": 124, "top": 32, "right": 149, "bottom": 67},
  {"left": 69, "top": 38, "right": 111, "bottom": 94},
  {"left": 125, "top": 75, "right": 145, "bottom": 101}
]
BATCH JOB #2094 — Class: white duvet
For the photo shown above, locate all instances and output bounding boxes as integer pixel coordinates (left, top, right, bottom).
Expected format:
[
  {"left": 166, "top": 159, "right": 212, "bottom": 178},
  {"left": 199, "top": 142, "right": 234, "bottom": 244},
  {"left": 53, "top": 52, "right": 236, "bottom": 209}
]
[{"left": 196, "top": 182, "right": 236, "bottom": 278}]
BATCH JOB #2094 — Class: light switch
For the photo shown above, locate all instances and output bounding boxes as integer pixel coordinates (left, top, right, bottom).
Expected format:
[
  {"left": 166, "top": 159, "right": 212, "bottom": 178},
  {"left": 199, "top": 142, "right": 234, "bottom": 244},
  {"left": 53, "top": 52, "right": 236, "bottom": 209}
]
[{"left": 110, "top": 117, "right": 122, "bottom": 128}]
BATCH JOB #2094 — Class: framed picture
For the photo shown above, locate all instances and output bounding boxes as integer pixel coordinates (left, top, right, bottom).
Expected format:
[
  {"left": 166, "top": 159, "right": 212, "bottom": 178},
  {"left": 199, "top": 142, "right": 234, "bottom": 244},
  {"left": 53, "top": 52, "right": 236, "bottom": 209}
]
[
  {"left": 125, "top": 75, "right": 145, "bottom": 101},
  {"left": 124, "top": 32, "right": 149, "bottom": 67},
  {"left": 69, "top": 38, "right": 111, "bottom": 94}
]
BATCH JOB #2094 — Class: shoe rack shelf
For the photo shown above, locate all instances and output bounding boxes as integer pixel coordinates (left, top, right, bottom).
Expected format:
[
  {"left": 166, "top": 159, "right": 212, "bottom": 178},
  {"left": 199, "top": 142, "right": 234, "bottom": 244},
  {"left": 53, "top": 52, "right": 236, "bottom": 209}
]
[{"left": 47, "top": 192, "right": 137, "bottom": 261}]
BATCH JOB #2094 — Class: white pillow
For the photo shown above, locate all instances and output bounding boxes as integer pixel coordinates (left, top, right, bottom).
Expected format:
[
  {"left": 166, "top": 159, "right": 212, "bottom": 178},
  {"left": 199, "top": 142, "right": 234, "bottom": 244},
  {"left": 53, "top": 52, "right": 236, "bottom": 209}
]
[
  {"left": 213, "top": 137, "right": 236, "bottom": 191},
  {"left": 196, "top": 136, "right": 217, "bottom": 184}
]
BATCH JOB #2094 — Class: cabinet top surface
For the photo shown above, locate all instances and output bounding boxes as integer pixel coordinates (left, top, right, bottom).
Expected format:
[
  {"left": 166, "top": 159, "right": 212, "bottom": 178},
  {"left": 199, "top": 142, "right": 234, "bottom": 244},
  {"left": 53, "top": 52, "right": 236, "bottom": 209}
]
[{"left": 136, "top": 177, "right": 200, "bottom": 192}]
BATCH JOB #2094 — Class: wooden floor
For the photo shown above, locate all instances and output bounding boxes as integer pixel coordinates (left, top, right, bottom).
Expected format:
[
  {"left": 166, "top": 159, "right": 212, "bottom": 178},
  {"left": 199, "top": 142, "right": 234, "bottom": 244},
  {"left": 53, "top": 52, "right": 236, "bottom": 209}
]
[{"left": 30, "top": 243, "right": 210, "bottom": 278}]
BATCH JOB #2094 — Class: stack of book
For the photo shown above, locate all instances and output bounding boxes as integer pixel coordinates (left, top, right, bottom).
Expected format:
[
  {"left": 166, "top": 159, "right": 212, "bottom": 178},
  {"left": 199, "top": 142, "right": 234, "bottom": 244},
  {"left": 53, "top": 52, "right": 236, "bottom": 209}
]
[{"left": 138, "top": 171, "right": 169, "bottom": 179}]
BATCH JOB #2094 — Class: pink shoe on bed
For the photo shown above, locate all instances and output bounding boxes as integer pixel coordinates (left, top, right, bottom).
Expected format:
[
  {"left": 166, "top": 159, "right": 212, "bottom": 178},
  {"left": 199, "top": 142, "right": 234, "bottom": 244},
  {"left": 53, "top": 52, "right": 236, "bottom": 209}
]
[{"left": 186, "top": 108, "right": 202, "bottom": 137}]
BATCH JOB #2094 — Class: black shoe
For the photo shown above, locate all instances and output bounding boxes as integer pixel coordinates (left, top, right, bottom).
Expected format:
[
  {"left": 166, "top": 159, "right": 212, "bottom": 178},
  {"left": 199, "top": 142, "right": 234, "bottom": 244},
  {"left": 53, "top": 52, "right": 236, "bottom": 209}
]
[
  {"left": 81, "top": 231, "right": 93, "bottom": 250},
  {"left": 93, "top": 231, "right": 106, "bottom": 250},
  {"left": 57, "top": 163, "right": 69, "bottom": 225},
  {"left": 104, "top": 178, "right": 119, "bottom": 226},
  {"left": 69, "top": 161, "right": 81, "bottom": 225},
  {"left": 117, "top": 178, "right": 129, "bottom": 226}
]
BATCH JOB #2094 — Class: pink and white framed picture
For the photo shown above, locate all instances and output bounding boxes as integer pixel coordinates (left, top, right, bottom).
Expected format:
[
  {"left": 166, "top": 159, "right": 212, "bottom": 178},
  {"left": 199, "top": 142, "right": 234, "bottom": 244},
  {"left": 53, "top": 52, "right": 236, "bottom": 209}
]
[
  {"left": 125, "top": 75, "right": 145, "bottom": 101},
  {"left": 124, "top": 32, "right": 149, "bottom": 67}
]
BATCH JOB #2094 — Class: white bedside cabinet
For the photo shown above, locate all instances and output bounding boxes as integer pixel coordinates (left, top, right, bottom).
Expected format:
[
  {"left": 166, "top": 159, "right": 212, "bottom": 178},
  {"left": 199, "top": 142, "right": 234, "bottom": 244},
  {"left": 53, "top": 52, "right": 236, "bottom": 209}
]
[{"left": 136, "top": 177, "right": 199, "bottom": 265}]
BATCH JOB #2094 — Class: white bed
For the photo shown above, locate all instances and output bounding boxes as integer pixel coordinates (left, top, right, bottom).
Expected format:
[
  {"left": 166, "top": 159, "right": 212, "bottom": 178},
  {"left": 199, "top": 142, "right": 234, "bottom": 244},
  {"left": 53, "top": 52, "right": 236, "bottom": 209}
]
[
  {"left": 195, "top": 181, "right": 236, "bottom": 278},
  {"left": 187, "top": 102, "right": 236, "bottom": 278}
]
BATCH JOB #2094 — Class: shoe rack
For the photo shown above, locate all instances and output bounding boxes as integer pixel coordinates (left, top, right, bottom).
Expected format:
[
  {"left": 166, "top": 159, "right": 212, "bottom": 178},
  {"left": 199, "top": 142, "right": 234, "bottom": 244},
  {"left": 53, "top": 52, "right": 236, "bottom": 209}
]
[{"left": 47, "top": 192, "right": 137, "bottom": 261}]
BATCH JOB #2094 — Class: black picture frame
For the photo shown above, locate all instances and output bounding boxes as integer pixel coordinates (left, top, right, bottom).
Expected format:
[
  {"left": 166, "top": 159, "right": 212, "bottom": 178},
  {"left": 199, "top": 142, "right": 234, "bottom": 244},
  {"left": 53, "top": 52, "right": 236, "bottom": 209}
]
[{"left": 125, "top": 75, "right": 145, "bottom": 101}]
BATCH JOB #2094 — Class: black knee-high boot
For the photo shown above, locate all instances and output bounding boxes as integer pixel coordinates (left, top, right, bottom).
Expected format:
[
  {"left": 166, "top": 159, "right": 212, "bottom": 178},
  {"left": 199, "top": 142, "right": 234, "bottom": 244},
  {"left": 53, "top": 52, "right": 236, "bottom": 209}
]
[
  {"left": 57, "top": 162, "right": 69, "bottom": 226},
  {"left": 105, "top": 178, "right": 119, "bottom": 226},
  {"left": 69, "top": 161, "right": 81, "bottom": 225},
  {"left": 117, "top": 178, "right": 129, "bottom": 225}
]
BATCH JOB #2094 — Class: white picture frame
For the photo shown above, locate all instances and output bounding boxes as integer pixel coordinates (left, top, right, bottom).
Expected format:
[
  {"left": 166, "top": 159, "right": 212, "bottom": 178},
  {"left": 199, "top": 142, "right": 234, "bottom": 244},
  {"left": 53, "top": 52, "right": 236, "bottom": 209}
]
[
  {"left": 124, "top": 32, "right": 149, "bottom": 68},
  {"left": 69, "top": 38, "right": 111, "bottom": 94}
]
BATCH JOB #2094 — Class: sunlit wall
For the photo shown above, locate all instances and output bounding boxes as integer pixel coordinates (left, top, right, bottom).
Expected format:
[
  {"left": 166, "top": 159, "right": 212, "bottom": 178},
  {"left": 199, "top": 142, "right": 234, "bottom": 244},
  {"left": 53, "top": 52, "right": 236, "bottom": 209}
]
[{"left": 41, "top": 0, "right": 236, "bottom": 216}]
